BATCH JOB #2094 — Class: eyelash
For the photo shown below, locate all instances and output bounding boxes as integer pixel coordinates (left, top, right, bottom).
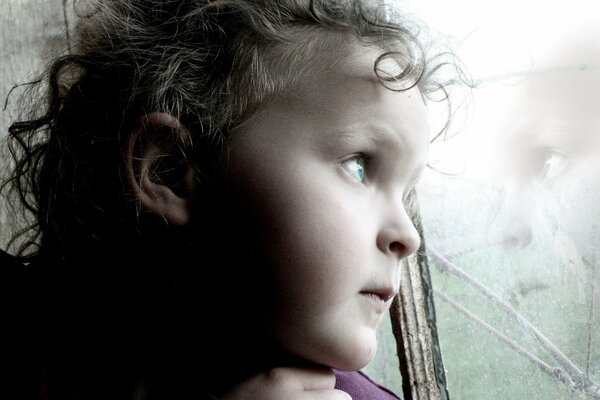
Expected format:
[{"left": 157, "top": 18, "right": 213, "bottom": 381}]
[
  {"left": 340, "top": 154, "right": 420, "bottom": 201},
  {"left": 341, "top": 154, "right": 369, "bottom": 183}
]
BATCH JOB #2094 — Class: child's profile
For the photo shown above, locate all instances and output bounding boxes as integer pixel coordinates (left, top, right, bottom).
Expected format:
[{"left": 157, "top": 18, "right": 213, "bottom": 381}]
[{"left": 0, "top": 1, "right": 457, "bottom": 399}]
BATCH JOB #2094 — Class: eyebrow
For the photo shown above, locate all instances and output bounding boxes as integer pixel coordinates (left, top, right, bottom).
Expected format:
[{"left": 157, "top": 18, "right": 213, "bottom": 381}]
[
  {"left": 509, "top": 117, "right": 581, "bottom": 146},
  {"left": 325, "top": 123, "right": 408, "bottom": 153}
]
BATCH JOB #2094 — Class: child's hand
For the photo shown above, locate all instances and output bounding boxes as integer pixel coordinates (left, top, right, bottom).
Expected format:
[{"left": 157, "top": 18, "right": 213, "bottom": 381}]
[{"left": 221, "top": 366, "right": 352, "bottom": 400}]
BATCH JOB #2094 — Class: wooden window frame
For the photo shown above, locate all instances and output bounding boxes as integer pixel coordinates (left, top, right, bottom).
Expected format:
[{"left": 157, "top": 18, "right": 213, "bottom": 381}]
[{"left": 391, "top": 194, "right": 450, "bottom": 400}]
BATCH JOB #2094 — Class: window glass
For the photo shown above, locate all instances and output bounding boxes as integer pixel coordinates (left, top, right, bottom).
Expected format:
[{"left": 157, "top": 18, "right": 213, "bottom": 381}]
[{"left": 397, "top": 0, "right": 600, "bottom": 398}]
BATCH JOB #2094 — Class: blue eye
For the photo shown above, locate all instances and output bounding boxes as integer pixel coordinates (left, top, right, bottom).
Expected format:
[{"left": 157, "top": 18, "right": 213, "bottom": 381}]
[{"left": 342, "top": 156, "right": 367, "bottom": 182}]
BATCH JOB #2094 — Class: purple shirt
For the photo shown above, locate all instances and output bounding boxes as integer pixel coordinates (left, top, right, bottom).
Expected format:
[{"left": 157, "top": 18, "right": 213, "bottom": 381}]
[{"left": 334, "top": 370, "right": 402, "bottom": 399}]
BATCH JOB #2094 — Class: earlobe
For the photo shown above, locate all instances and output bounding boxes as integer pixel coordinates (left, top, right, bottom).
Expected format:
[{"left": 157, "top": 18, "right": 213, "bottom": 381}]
[{"left": 127, "top": 112, "right": 195, "bottom": 226}]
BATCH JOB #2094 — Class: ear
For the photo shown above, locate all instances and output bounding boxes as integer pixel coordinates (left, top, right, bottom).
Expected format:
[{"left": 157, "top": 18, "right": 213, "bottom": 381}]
[{"left": 127, "top": 112, "right": 195, "bottom": 225}]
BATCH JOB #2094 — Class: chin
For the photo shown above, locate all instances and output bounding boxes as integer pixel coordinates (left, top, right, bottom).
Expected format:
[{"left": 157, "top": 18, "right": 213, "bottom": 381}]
[
  {"left": 321, "top": 332, "right": 378, "bottom": 371},
  {"left": 328, "top": 352, "right": 375, "bottom": 371}
]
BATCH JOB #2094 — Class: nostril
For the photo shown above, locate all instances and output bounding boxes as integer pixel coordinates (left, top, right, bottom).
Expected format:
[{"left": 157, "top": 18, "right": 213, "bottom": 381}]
[
  {"left": 389, "top": 236, "right": 420, "bottom": 258},
  {"left": 501, "top": 225, "right": 533, "bottom": 249},
  {"left": 502, "top": 235, "right": 520, "bottom": 248},
  {"left": 389, "top": 242, "right": 407, "bottom": 256},
  {"left": 520, "top": 227, "right": 533, "bottom": 247}
]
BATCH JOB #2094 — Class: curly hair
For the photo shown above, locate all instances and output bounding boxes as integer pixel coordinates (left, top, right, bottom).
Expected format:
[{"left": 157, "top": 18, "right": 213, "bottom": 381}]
[{"left": 2, "top": 0, "right": 460, "bottom": 263}]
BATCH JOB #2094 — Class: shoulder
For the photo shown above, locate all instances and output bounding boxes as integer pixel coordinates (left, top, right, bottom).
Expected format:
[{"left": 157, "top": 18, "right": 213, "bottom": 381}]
[
  {"left": 333, "top": 369, "right": 402, "bottom": 400},
  {"left": 0, "top": 249, "right": 31, "bottom": 298},
  {"left": 0, "top": 249, "right": 44, "bottom": 399},
  {"left": 0, "top": 248, "right": 46, "bottom": 301},
  {"left": 0, "top": 247, "right": 22, "bottom": 269},
  {"left": 0, "top": 248, "right": 40, "bottom": 326}
]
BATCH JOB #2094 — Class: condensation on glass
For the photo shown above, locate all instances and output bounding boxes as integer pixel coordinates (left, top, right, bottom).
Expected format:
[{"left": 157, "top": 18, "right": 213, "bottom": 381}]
[{"left": 406, "top": 0, "right": 600, "bottom": 399}]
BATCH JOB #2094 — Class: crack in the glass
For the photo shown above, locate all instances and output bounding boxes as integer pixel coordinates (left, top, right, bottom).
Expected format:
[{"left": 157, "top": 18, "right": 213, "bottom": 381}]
[{"left": 429, "top": 247, "right": 600, "bottom": 399}]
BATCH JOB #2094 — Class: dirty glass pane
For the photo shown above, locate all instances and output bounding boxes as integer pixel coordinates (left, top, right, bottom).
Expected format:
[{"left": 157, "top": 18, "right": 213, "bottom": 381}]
[{"left": 399, "top": 0, "right": 600, "bottom": 398}]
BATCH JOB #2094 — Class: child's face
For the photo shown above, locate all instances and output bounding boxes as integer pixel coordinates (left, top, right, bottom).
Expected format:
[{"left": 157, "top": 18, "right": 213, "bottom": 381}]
[
  {"left": 225, "top": 43, "right": 430, "bottom": 370},
  {"left": 488, "top": 68, "right": 600, "bottom": 261}
]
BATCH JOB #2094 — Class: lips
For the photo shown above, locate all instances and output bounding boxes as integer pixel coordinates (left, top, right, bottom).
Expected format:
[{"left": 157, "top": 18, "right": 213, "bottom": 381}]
[{"left": 360, "top": 288, "right": 396, "bottom": 303}]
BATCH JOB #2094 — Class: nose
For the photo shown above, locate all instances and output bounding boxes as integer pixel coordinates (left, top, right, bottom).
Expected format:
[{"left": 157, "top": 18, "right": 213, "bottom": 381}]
[
  {"left": 494, "top": 220, "right": 533, "bottom": 248},
  {"left": 489, "top": 188, "right": 535, "bottom": 249},
  {"left": 376, "top": 205, "right": 421, "bottom": 260}
]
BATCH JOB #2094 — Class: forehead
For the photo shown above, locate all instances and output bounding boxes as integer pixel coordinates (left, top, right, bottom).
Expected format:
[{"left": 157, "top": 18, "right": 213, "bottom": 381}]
[
  {"left": 498, "top": 69, "right": 600, "bottom": 155},
  {"left": 294, "top": 41, "right": 416, "bottom": 99},
  {"left": 232, "top": 41, "right": 430, "bottom": 158},
  {"left": 284, "top": 41, "right": 430, "bottom": 142},
  {"left": 230, "top": 40, "right": 430, "bottom": 173}
]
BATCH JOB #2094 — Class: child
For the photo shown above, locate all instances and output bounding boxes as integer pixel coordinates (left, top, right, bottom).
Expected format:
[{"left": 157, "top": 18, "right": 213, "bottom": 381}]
[{"left": 1, "top": 0, "right": 456, "bottom": 399}]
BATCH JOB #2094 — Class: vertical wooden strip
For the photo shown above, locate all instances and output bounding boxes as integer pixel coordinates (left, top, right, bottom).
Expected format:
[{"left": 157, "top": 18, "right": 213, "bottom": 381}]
[
  {"left": 390, "top": 192, "right": 448, "bottom": 400},
  {"left": 391, "top": 280, "right": 414, "bottom": 400},
  {"left": 419, "top": 243, "right": 451, "bottom": 400}
]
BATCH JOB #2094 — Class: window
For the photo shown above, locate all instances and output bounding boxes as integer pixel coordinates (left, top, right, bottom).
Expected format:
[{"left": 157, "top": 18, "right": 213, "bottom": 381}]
[
  {"left": 3, "top": 1, "right": 599, "bottom": 399},
  {"left": 369, "top": 0, "right": 600, "bottom": 398}
]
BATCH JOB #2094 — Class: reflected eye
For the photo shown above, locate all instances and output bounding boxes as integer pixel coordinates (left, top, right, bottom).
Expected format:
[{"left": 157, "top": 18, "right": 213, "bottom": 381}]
[
  {"left": 542, "top": 149, "right": 568, "bottom": 180},
  {"left": 341, "top": 155, "right": 367, "bottom": 182}
]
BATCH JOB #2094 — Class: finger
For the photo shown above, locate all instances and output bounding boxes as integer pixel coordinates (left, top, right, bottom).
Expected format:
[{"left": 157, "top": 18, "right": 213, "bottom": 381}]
[{"left": 303, "top": 389, "right": 353, "bottom": 400}]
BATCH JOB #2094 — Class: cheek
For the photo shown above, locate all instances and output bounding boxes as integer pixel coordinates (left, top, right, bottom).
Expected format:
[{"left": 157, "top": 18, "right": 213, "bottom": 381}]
[
  {"left": 263, "top": 180, "right": 373, "bottom": 302},
  {"left": 549, "top": 169, "right": 600, "bottom": 251}
]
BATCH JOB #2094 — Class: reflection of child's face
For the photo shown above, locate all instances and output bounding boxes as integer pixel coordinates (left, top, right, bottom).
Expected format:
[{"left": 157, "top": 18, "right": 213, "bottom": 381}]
[
  {"left": 225, "top": 43, "right": 430, "bottom": 370},
  {"left": 491, "top": 69, "right": 600, "bottom": 261}
]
